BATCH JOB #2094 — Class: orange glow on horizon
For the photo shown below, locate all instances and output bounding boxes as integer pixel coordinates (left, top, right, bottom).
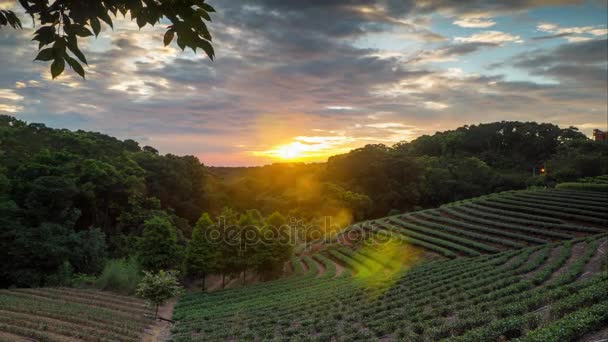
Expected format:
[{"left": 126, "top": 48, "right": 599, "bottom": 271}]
[{"left": 251, "top": 137, "right": 353, "bottom": 162}]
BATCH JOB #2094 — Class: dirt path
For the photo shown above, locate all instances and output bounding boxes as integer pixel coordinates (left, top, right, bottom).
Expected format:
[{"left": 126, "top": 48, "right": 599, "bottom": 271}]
[
  {"left": 545, "top": 242, "right": 587, "bottom": 283},
  {"left": 312, "top": 257, "right": 326, "bottom": 277},
  {"left": 205, "top": 274, "right": 224, "bottom": 292},
  {"left": 578, "top": 239, "right": 607, "bottom": 281},
  {"left": 283, "top": 260, "right": 293, "bottom": 276},
  {"left": 577, "top": 326, "right": 608, "bottom": 342},
  {"left": 0, "top": 331, "right": 30, "bottom": 342},
  {"left": 522, "top": 246, "right": 561, "bottom": 279},
  {"left": 142, "top": 298, "right": 177, "bottom": 342},
  {"left": 334, "top": 260, "right": 346, "bottom": 277},
  {"left": 300, "top": 258, "right": 309, "bottom": 273}
]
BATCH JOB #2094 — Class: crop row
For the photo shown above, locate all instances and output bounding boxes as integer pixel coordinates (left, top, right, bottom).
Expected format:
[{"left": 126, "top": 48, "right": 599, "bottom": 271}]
[
  {"left": 435, "top": 208, "right": 572, "bottom": 240},
  {"left": 174, "top": 234, "right": 607, "bottom": 341},
  {"left": 0, "top": 289, "right": 150, "bottom": 342}
]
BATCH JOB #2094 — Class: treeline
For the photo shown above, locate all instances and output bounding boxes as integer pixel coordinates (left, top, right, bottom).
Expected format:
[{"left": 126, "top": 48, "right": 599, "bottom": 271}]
[
  {"left": 0, "top": 115, "right": 291, "bottom": 287},
  {"left": 1, "top": 116, "right": 606, "bottom": 287},
  {"left": 211, "top": 122, "right": 607, "bottom": 218}
]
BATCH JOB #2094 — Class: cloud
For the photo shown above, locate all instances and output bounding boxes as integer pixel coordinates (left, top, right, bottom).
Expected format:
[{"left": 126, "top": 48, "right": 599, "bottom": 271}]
[
  {"left": 513, "top": 39, "right": 607, "bottom": 68},
  {"left": 453, "top": 15, "right": 496, "bottom": 28},
  {"left": 535, "top": 22, "right": 608, "bottom": 42},
  {"left": 407, "top": 42, "right": 499, "bottom": 64},
  {"left": 455, "top": 31, "right": 523, "bottom": 44},
  {"left": 511, "top": 39, "right": 608, "bottom": 87},
  {"left": 0, "top": 0, "right": 606, "bottom": 165},
  {"left": 424, "top": 101, "right": 449, "bottom": 110}
]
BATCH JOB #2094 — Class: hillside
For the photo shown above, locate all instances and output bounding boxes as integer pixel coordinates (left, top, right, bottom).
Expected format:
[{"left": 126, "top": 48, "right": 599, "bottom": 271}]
[
  {"left": 337, "top": 188, "right": 607, "bottom": 258},
  {"left": 0, "top": 288, "right": 153, "bottom": 341},
  {"left": 171, "top": 188, "right": 608, "bottom": 341}
]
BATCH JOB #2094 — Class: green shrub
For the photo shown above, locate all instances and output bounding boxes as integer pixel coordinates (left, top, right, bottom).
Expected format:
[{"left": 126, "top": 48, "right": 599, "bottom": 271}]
[
  {"left": 556, "top": 182, "right": 608, "bottom": 192},
  {"left": 95, "top": 258, "right": 142, "bottom": 295},
  {"left": 44, "top": 261, "right": 74, "bottom": 286},
  {"left": 71, "top": 273, "right": 97, "bottom": 288}
]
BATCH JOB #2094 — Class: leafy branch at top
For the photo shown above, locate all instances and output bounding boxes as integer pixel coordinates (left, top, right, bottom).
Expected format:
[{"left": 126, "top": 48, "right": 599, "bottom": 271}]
[{"left": 1, "top": 0, "right": 216, "bottom": 79}]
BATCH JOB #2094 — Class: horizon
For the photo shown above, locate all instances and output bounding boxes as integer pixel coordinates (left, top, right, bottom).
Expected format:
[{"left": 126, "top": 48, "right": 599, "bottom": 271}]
[
  {"left": 1, "top": 0, "right": 607, "bottom": 166},
  {"left": 4, "top": 115, "right": 604, "bottom": 167}
]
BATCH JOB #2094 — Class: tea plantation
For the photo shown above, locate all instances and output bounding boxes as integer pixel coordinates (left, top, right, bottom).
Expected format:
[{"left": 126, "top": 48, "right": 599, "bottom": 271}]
[
  {"left": 171, "top": 188, "right": 608, "bottom": 341},
  {"left": 0, "top": 288, "right": 152, "bottom": 341}
]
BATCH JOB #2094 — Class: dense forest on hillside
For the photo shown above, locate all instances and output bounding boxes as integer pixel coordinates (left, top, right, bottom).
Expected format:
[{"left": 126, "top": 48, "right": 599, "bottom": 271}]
[{"left": 1, "top": 115, "right": 606, "bottom": 287}]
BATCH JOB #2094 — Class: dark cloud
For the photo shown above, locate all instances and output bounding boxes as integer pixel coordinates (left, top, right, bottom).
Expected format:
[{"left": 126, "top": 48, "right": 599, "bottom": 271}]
[
  {"left": 513, "top": 39, "right": 607, "bottom": 68},
  {"left": 510, "top": 39, "right": 608, "bottom": 87},
  {"left": 407, "top": 42, "right": 499, "bottom": 64},
  {"left": 531, "top": 32, "right": 573, "bottom": 40},
  {"left": 0, "top": 0, "right": 605, "bottom": 165},
  {"left": 405, "top": 0, "right": 587, "bottom": 15}
]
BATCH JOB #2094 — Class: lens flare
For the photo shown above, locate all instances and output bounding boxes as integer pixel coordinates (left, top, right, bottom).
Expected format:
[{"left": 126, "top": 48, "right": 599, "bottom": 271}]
[{"left": 352, "top": 236, "right": 423, "bottom": 296}]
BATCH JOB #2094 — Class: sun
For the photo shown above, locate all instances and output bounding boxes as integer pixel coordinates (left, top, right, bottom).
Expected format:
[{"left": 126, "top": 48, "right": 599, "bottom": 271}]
[{"left": 276, "top": 142, "right": 306, "bottom": 160}]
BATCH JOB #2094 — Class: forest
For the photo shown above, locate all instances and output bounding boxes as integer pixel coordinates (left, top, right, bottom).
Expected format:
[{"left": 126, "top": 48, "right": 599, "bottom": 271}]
[{"left": 1, "top": 115, "right": 606, "bottom": 288}]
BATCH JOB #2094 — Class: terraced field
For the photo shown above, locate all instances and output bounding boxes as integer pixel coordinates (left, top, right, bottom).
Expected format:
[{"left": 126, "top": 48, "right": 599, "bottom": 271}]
[
  {"left": 172, "top": 188, "right": 608, "bottom": 341},
  {"left": 1, "top": 188, "right": 605, "bottom": 341},
  {"left": 0, "top": 288, "right": 152, "bottom": 341},
  {"left": 577, "top": 175, "right": 608, "bottom": 184},
  {"left": 172, "top": 234, "right": 608, "bottom": 341},
  {"left": 341, "top": 188, "right": 607, "bottom": 258}
]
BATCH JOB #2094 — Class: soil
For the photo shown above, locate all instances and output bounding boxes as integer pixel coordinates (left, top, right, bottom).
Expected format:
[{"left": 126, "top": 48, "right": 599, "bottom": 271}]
[
  {"left": 522, "top": 246, "right": 562, "bottom": 279},
  {"left": 578, "top": 239, "right": 608, "bottom": 281},
  {"left": 577, "top": 326, "right": 608, "bottom": 342},
  {"left": 0, "top": 331, "right": 31, "bottom": 342},
  {"left": 141, "top": 298, "right": 177, "bottom": 342},
  {"left": 544, "top": 242, "right": 587, "bottom": 284},
  {"left": 312, "top": 257, "right": 326, "bottom": 277}
]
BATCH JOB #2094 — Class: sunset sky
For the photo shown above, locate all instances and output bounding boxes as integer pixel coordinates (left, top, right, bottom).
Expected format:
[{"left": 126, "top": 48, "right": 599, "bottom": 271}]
[{"left": 1, "top": 0, "right": 607, "bottom": 166}]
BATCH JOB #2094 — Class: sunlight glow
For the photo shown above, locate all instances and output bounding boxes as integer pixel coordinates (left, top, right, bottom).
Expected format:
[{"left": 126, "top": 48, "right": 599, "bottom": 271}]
[
  {"left": 353, "top": 236, "right": 423, "bottom": 297},
  {"left": 252, "top": 136, "right": 354, "bottom": 162},
  {"left": 276, "top": 142, "right": 307, "bottom": 160}
]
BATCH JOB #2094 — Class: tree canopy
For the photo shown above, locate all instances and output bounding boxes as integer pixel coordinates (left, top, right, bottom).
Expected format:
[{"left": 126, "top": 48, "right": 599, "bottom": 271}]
[
  {"left": 136, "top": 270, "right": 183, "bottom": 318},
  {"left": 0, "top": 0, "right": 216, "bottom": 79},
  {"left": 1, "top": 116, "right": 605, "bottom": 288}
]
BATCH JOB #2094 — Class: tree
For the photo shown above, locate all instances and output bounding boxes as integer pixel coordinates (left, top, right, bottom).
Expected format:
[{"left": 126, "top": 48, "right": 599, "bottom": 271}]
[
  {"left": 185, "top": 213, "right": 220, "bottom": 290},
  {"left": 261, "top": 212, "right": 293, "bottom": 278},
  {"left": 136, "top": 270, "right": 183, "bottom": 319},
  {"left": 137, "top": 215, "right": 181, "bottom": 272},
  {"left": 1, "top": 1, "right": 216, "bottom": 79}
]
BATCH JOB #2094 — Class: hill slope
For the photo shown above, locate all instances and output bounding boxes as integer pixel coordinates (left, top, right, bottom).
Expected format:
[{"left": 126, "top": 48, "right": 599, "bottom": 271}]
[
  {"left": 171, "top": 188, "right": 608, "bottom": 341},
  {"left": 0, "top": 288, "right": 152, "bottom": 342}
]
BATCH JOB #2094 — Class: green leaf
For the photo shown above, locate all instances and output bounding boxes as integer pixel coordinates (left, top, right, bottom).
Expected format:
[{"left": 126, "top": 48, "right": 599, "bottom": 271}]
[
  {"left": 32, "top": 26, "right": 57, "bottom": 48},
  {"left": 136, "top": 13, "right": 146, "bottom": 28},
  {"left": 51, "top": 58, "right": 65, "bottom": 79},
  {"left": 53, "top": 37, "right": 66, "bottom": 55},
  {"left": 98, "top": 10, "right": 114, "bottom": 29},
  {"left": 163, "top": 29, "right": 175, "bottom": 46},
  {"left": 197, "top": 39, "right": 214, "bottom": 60},
  {"left": 197, "top": 8, "right": 211, "bottom": 21},
  {"left": 65, "top": 54, "right": 85, "bottom": 79},
  {"left": 34, "top": 48, "right": 54, "bottom": 61},
  {"left": 176, "top": 35, "right": 186, "bottom": 50},
  {"left": 199, "top": 3, "right": 216, "bottom": 12},
  {"left": 90, "top": 17, "right": 101, "bottom": 36},
  {"left": 75, "top": 25, "right": 93, "bottom": 37},
  {"left": 66, "top": 36, "right": 88, "bottom": 65}
]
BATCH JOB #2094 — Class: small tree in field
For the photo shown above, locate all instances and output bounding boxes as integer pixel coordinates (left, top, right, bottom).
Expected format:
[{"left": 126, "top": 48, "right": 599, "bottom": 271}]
[
  {"left": 185, "top": 213, "right": 220, "bottom": 291},
  {"left": 137, "top": 215, "right": 181, "bottom": 272},
  {"left": 136, "top": 270, "right": 184, "bottom": 319}
]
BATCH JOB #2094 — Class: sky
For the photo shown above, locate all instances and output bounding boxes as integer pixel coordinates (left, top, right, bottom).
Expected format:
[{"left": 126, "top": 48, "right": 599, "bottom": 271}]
[{"left": 0, "top": 0, "right": 607, "bottom": 166}]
